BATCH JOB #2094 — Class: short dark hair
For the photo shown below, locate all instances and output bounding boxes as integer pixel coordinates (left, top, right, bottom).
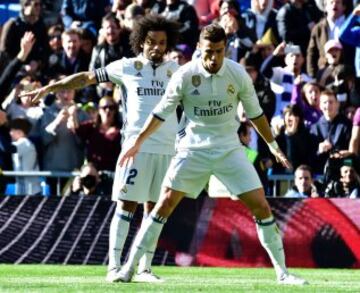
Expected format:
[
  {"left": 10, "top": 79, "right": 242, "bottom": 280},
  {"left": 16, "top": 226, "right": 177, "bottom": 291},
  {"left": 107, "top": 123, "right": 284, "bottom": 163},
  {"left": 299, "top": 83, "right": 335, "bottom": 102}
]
[
  {"left": 296, "top": 164, "right": 313, "bottom": 177},
  {"left": 102, "top": 12, "right": 120, "bottom": 29},
  {"left": 320, "top": 89, "right": 337, "bottom": 100},
  {"left": 282, "top": 104, "right": 304, "bottom": 122},
  {"left": 129, "top": 15, "right": 180, "bottom": 55},
  {"left": 10, "top": 118, "right": 32, "bottom": 135},
  {"left": 199, "top": 24, "right": 227, "bottom": 44}
]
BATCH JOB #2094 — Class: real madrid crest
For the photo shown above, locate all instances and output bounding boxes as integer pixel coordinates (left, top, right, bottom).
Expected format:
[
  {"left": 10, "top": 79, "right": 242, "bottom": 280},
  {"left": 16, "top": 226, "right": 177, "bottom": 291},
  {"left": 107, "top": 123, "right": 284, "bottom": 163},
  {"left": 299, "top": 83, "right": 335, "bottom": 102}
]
[
  {"left": 192, "top": 75, "right": 201, "bottom": 87},
  {"left": 167, "top": 70, "right": 172, "bottom": 78},
  {"left": 134, "top": 61, "right": 143, "bottom": 71},
  {"left": 227, "top": 84, "right": 235, "bottom": 95}
]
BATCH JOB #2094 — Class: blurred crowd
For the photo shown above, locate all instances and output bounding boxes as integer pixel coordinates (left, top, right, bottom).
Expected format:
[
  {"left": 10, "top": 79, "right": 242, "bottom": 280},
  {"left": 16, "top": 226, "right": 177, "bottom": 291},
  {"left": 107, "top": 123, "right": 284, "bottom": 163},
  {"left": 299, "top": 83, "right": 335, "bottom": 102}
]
[{"left": 0, "top": 0, "right": 359, "bottom": 197}]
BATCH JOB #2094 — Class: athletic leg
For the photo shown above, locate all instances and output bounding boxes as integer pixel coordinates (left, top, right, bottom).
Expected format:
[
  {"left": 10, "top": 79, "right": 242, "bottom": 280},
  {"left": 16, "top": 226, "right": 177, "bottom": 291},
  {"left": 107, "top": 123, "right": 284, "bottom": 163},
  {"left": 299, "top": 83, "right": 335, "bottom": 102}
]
[
  {"left": 114, "top": 187, "right": 185, "bottom": 282},
  {"left": 239, "top": 188, "right": 307, "bottom": 285},
  {"left": 106, "top": 200, "right": 137, "bottom": 282}
]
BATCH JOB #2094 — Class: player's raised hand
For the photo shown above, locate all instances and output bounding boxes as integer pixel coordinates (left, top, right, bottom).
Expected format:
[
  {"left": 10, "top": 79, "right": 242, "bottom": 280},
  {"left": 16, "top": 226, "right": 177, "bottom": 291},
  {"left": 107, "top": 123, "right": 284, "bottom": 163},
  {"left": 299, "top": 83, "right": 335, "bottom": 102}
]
[{"left": 118, "top": 140, "right": 141, "bottom": 167}]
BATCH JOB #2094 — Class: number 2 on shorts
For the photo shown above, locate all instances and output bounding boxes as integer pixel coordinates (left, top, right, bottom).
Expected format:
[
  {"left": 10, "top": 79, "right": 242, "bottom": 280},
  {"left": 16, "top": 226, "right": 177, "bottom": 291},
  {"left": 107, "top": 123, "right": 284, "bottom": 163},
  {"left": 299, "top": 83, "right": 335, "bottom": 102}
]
[{"left": 126, "top": 169, "right": 138, "bottom": 185}]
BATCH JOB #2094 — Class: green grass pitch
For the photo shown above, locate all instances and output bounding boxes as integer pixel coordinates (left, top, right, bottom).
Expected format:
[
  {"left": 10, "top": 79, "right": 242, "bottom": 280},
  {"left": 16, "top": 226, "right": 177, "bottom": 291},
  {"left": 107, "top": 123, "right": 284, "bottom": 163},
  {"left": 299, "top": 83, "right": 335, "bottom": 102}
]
[{"left": 0, "top": 265, "right": 359, "bottom": 293}]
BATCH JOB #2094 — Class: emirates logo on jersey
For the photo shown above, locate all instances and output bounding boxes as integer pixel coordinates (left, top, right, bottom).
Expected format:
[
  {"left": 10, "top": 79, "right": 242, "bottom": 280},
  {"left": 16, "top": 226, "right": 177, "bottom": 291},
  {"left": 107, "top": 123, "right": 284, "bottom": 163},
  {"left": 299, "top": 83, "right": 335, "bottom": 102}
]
[
  {"left": 192, "top": 75, "right": 201, "bottom": 87},
  {"left": 134, "top": 61, "right": 143, "bottom": 71}
]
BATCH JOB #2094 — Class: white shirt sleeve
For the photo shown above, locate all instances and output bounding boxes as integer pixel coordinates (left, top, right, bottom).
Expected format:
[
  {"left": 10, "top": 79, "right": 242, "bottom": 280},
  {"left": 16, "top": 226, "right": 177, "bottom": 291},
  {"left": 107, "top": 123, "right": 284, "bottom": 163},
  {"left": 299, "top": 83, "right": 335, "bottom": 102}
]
[
  {"left": 237, "top": 66, "right": 263, "bottom": 119},
  {"left": 152, "top": 70, "right": 184, "bottom": 121}
]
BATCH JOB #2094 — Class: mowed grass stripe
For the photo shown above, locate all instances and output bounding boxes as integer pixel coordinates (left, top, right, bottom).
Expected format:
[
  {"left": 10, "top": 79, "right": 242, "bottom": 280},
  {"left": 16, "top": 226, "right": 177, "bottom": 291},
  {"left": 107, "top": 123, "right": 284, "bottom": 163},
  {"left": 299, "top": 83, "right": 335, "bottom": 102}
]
[{"left": 0, "top": 265, "right": 359, "bottom": 293}]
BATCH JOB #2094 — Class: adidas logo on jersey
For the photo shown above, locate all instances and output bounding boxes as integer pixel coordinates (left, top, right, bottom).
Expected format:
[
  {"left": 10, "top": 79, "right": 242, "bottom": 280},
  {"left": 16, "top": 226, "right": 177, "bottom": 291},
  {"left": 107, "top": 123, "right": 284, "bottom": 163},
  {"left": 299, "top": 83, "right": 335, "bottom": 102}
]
[
  {"left": 191, "top": 89, "right": 200, "bottom": 95},
  {"left": 136, "top": 72, "right": 142, "bottom": 77}
]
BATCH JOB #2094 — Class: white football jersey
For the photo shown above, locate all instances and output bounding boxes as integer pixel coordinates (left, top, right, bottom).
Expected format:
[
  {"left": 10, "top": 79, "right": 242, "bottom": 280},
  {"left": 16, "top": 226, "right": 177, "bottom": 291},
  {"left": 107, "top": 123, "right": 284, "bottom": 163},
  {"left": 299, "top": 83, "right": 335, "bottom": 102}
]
[
  {"left": 152, "top": 58, "right": 263, "bottom": 151},
  {"left": 95, "top": 55, "right": 179, "bottom": 155}
]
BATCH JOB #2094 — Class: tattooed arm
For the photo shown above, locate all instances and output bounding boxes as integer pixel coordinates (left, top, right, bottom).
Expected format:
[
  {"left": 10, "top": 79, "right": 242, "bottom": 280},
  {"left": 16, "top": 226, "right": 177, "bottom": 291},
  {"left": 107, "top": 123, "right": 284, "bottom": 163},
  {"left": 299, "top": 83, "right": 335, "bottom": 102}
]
[{"left": 19, "top": 71, "right": 97, "bottom": 103}]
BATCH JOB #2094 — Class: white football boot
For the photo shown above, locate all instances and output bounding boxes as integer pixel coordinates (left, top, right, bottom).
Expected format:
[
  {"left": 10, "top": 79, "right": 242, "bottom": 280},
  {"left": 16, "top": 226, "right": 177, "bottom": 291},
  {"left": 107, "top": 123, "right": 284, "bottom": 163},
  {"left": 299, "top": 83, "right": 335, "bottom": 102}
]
[
  {"left": 278, "top": 273, "right": 309, "bottom": 285},
  {"left": 133, "top": 270, "right": 164, "bottom": 283}
]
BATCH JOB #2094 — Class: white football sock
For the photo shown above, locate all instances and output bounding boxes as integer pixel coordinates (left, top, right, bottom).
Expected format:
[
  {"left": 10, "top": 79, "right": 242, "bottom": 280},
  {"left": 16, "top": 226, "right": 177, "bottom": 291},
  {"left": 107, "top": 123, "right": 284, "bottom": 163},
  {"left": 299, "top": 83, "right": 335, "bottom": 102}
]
[
  {"left": 125, "top": 213, "right": 166, "bottom": 270},
  {"left": 256, "top": 216, "right": 288, "bottom": 279},
  {"left": 137, "top": 214, "right": 157, "bottom": 273},
  {"left": 108, "top": 208, "right": 133, "bottom": 271}
]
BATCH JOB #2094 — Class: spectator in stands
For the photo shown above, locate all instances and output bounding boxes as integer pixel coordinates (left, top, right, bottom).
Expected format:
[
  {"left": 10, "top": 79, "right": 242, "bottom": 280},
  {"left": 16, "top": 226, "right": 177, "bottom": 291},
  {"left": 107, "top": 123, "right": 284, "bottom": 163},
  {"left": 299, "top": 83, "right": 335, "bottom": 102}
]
[
  {"left": 2, "top": 77, "right": 43, "bottom": 136},
  {"left": 192, "top": 0, "right": 220, "bottom": 26},
  {"left": 284, "top": 164, "right": 320, "bottom": 198},
  {"left": 0, "top": 0, "right": 50, "bottom": 66},
  {"left": 324, "top": 155, "right": 360, "bottom": 198},
  {"left": 0, "top": 111, "right": 14, "bottom": 193},
  {"left": 340, "top": 3, "right": 360, "bottom": 78},
  {"left": 111, "top": 0, "right": 133, "bottom": 21},
  {"left": 9, "top": 118, "right": 41, "bottom": 195},
  {"left": 69, "top": 162, "right": 112, "bottom": 196},
  {"left": 80, "top": 28, "right": 97, "bottom": 60},
  {"left": 274, "top": 104, "right": 317, "bottom": 174},
  {"left": 0, "top": 32, "right": 35, "bottom": 101},
  {"left": 276, "top": 0, "right": 315, "bottom": 55},
  {"left": 122, "top": 3, "right": 146, "bottom": 32},
  {"left": 241, "top": 53, "right": 276, "bottom": 161},
  {"left": 339, "top": 163, "right": 360, "bottom": 198},
  {"left": 344, "top": 107, "right": 360, "bottom": 156},
  {"left": 61, "top": 0, "right": 111, "bottom": 39},
  {"left": 238, "top": 121, "right": 271, "bottom": 189},
  {"left": 310, "top": 89, "right": 352, "bottom": 173},
  {"left": 242, "top": 0, "right": 281, "bottom": 45},
  {"left": 291, "top": 81, "right": 322, "bottom": 127},
  {"left": 168, "top": 44, "right": 192, "bottom": 65},
  {"left": 134, "top": 0, "right": 157, "bottom": 15},
  {"left": 217, "top": 1, "right": 256, "bottom": 61},
  {"left": 151, "top": 0, "right": 199, "bottom": 51},
  {"left": 89, "top": 13, "right": 131, "bottom": 72},
  {"left": 41, "top": 0, "right": 63, "bottom": 26},
  {"left": 307, "top": 0, "right": 351, "bottom": 77},
  {"left": 46, "top": 28, "right": 90, "bottom": 79},
  {"left": 67, "top": 96, "right": 122, "bottom": 172},
  {"left": 316, "top": 39, "right": 354, "bottom": 105},
  {"left": 39, "top": 80, "right": 88, "bottom": 174},
  {"left": 48, "top": 24, "right": 64, "bottom": 56},
  {"left": 261, "top": 42, "right": 312, "bottom": 120}
]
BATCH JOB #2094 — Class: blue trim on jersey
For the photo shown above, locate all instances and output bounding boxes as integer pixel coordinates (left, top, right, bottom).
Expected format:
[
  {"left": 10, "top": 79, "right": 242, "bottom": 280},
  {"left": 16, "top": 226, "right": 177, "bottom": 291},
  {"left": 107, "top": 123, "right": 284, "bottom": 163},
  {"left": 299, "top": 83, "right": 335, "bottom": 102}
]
[
  {"left": 120, "top": 84, "right": 128, "bottom": 131},
  {"left": 152, "top": 113, "right": 165, "bottom": 121}
]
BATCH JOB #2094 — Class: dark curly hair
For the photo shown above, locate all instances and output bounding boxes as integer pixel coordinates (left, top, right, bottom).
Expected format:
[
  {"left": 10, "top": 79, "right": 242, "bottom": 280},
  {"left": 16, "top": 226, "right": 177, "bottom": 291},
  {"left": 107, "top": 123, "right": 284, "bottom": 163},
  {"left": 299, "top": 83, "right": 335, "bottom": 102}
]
[{"left": 129, "top": 15, "right": 180, "bottom": 55}]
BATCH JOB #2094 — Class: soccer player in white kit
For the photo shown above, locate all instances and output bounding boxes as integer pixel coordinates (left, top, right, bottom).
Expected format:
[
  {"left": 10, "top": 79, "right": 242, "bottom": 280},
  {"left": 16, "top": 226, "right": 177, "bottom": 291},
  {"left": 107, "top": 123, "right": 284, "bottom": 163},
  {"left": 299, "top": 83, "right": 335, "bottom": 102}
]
[
  {"left": 20, "top": 15, "right": 180, "bottom": 283},
  {"left": 115, "top": 24, "right": 308, "bottom": 285}
]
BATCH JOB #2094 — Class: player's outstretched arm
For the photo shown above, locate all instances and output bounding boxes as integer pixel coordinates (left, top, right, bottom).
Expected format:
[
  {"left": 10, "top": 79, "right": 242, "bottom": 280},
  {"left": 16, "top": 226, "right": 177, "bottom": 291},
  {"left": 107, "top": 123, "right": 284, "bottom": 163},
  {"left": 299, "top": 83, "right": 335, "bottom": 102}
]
[
  {"left": 119, "top": 115, "right": 164, "bottom": 167},
  {"left": 249, "top": 114, "right": 292, "bottom": 169},
  {"left": 19, "top": 71, "right": 97, "bottom": 104}
]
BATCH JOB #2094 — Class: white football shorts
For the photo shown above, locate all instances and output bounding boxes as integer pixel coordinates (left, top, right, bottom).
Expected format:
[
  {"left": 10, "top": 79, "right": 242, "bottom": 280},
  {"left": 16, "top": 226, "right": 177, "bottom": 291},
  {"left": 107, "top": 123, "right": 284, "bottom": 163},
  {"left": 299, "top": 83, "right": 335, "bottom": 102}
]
[
  {"left": 112, "top": 152, "right": 173, "bottom": 202},
  {"left": 162, "top": 147, "right": 262, "bottom": 198}
]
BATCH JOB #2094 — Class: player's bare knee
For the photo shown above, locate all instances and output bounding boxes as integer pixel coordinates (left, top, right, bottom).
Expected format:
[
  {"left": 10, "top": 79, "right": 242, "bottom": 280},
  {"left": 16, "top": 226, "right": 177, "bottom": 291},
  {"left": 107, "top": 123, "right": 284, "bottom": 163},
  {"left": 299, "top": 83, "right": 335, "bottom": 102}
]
[
  {"left": 251, "top": 200, "right": 272, "bottom": 220},
  {"left": 118, "top": 200, "right": 137, "bottom": 213}
]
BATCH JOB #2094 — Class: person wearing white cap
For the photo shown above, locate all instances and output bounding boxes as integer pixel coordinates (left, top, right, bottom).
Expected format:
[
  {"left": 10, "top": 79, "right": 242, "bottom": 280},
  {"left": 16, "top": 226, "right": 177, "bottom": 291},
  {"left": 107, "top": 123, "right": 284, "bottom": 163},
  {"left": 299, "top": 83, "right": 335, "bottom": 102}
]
[
  {"left": 317, "top": 39, "right": 343, "bottom": 86},
  {"left": 307, "top": 0, "right": 350, "bottom": 77}
]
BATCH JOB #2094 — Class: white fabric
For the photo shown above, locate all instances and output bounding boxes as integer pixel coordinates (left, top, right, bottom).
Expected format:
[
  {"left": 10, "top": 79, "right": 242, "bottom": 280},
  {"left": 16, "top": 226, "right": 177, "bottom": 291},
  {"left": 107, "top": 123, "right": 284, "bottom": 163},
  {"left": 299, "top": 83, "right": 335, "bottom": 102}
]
[
  {"left": 112, "top": 152, "right": 172, "bottom": 202},
  {"left": 12, "top": 137, "right": 41, "bottom": 195},
  {"left": 153, "top": 58, "right": 263, "bottom": 151},
  {"left": 163, "top": 147, "right": 262, "bottom": 198},
  {"left": 103, "top": 55, "right": 179, "bottom": 155}
]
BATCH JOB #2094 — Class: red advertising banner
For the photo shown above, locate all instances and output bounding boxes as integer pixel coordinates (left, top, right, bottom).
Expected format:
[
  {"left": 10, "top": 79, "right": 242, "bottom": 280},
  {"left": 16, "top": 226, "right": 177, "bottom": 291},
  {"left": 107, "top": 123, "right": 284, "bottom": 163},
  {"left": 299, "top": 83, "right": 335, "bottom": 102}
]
[{"left": 179, "top": 198, "right": 360, "bottom": 268}]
